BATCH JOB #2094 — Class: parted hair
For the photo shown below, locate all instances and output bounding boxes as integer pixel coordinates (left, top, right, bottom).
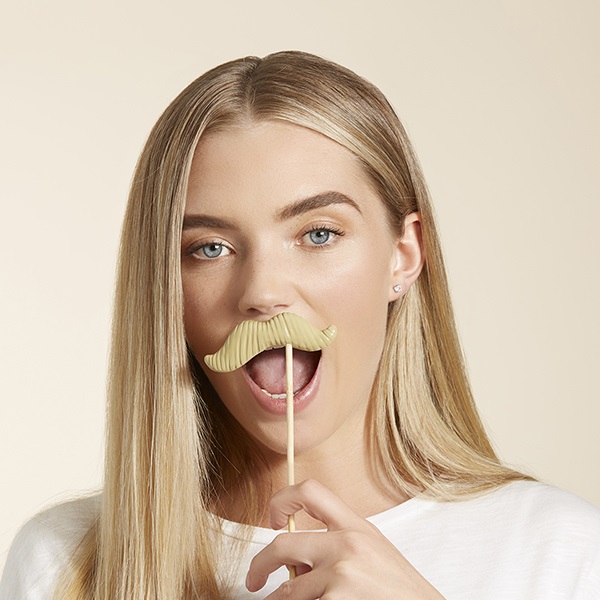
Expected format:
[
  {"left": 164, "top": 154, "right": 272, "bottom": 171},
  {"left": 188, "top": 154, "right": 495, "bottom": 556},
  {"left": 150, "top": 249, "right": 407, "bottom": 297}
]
[{"left": 56, "top": 51, "right": 529, "bottom": 600}]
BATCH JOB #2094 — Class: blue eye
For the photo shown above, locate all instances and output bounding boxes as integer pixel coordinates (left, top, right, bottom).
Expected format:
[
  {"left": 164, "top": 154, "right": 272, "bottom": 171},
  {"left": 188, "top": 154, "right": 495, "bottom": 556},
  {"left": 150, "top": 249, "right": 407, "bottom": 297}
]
[
  {"left": 309, "top": 229, "right": 331, "bottom": 245},
  {"left": 203, "top": 243, "right": 224, "bottom": 258},
  {"left": 194, "top": 242, "right": 231, "bottom": 259},
  {"left": 302, "top": 225, "right": 344, "bottom": 247}
]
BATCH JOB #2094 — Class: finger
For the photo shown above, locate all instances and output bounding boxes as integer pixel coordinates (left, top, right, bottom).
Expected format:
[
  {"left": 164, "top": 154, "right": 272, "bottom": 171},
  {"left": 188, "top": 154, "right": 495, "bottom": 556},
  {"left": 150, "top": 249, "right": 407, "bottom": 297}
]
[
  {"left": 263, "top": 568, "right": 326, "bottom": 600},
  {"left": 269, "top": 479, "right": 375, "bottom": 532},
  {"left": 246, "top": 531, "right": 327, "bottom": 592}
]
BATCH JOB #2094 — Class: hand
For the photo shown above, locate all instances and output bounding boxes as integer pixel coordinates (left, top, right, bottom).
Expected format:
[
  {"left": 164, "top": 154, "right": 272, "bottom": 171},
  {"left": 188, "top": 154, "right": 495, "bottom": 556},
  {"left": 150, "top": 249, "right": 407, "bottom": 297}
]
[{"left": 245, "top": 479, "right": 445, "bottom": 599}]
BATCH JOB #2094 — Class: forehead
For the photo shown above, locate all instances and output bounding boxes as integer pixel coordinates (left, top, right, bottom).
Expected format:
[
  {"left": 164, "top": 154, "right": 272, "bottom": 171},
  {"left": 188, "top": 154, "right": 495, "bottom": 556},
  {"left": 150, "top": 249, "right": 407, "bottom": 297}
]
[{"left": 186, "top": 120, "right": 381, "bottom": 214}]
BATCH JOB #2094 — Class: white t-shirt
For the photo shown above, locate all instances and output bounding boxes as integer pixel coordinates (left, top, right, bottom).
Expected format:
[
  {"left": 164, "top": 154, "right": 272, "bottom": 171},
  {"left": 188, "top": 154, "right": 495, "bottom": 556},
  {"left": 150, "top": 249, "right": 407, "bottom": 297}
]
[{"left": 1, "top": 481, "right": 599, "bottom": 599}]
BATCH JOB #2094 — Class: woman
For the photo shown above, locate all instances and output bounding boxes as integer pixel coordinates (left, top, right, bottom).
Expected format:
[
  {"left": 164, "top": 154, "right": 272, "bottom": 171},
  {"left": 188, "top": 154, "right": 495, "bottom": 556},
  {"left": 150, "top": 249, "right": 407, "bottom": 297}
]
[{"left": 2, "top": 51, "right": 599, "bottom": 599}]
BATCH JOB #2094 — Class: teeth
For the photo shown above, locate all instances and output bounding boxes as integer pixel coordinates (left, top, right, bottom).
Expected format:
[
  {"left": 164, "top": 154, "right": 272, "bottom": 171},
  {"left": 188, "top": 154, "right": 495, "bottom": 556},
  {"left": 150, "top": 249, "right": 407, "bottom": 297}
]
[{"left": 261, "top": 388, "right": 297, "bottom": 399}]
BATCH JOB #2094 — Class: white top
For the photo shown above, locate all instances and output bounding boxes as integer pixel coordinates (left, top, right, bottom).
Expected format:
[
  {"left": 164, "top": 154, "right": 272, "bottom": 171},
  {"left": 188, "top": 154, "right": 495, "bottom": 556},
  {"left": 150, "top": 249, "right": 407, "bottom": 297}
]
[{"left": 1, "top": 481, "right": 599, "bottom": 599}]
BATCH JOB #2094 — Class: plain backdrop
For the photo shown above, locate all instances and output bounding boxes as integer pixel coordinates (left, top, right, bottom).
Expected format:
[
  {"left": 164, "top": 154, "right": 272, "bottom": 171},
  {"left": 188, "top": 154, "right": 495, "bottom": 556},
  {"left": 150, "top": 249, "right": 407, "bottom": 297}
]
[{"left": 1, "top": 0, "right": 598, "bottom": 576}]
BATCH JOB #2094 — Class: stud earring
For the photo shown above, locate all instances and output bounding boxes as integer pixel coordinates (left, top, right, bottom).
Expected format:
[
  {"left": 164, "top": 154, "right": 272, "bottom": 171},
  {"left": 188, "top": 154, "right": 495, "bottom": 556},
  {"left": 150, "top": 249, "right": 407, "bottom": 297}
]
[{"left": 393, "top": 284, "right": 402, "bottom": 293}]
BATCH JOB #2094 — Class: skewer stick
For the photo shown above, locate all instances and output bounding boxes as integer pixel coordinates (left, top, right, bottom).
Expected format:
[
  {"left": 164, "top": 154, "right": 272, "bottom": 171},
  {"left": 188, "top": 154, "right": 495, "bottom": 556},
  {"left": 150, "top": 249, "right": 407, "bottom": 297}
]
[{"left": 285, "top": 343, "right": 296, "bottom": 580}]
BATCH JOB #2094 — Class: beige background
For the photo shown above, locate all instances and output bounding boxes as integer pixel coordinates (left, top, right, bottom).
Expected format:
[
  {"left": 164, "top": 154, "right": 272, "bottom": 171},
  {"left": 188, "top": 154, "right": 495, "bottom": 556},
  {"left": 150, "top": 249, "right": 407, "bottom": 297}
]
[{"left": 1, "top": 0, "right": 598, "bottom": 575}]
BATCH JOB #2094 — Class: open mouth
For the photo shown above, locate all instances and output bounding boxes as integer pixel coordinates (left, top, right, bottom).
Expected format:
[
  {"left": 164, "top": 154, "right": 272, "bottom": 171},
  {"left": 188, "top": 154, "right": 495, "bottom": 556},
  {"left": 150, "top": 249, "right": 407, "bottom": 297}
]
[{"left": 245, "top": 348, "right": 321, "bottom": 399}]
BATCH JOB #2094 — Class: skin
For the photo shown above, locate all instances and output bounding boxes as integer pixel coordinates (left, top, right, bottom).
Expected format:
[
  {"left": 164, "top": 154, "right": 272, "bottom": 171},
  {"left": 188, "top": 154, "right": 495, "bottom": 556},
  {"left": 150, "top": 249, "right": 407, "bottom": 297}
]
[{"left": 181, "top": 120, "right": 443, "bottom": 598}]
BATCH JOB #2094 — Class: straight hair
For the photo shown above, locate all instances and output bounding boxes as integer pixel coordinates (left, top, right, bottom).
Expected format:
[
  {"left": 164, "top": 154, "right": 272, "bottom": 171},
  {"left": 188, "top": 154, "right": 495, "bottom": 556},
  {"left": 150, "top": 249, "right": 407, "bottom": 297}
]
[{"left": 56, "top": 51, "right": 530, "bottom": 599}]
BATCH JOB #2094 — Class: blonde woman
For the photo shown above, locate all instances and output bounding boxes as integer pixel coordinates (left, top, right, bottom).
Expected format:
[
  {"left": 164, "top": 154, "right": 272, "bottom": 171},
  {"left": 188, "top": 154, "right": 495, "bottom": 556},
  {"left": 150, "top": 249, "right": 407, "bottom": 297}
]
[{"left": 2, "top": 51, "right": 599, "bottom": 600}]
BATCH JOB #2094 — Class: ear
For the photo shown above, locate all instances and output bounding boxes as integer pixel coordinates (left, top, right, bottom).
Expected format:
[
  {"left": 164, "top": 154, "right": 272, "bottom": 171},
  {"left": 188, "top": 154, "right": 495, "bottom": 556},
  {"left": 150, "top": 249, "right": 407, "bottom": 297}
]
[{"left": 388, "top": 212, "right": 425, "bottom": 302}]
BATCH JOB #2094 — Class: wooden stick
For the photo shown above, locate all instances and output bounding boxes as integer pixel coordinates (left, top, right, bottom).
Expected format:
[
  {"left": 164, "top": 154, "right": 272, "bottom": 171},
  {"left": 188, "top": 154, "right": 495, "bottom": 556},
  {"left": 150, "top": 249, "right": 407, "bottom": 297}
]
[{"left": 285, "top": 343, "right": 296, "bottom": 580}]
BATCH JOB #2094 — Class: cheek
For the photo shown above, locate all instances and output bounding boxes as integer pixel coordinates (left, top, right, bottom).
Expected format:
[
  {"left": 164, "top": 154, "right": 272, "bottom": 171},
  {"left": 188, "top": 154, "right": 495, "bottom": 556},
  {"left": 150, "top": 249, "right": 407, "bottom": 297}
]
[
  {"left": 327, "top": 246, "right": 392, "bottom": 316},
  {"left": 321, "top": 248, "right": 393, "bottom": 387},
  {"left": 182, "top": 277, "right": 228, "bottom": 358},
  {"left": 338, "top": 279, "right": 389, "bottom": 357}
]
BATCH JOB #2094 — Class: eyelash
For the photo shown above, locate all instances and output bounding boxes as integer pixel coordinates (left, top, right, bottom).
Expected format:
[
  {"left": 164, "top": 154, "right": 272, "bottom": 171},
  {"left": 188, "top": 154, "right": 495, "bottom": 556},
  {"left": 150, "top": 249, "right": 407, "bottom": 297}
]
[
  {"left": 185, "top": 224, "right": 346, "bottom": 260},
  {"left": 301, "top": 224, "right": 345, "bottom": 248},
  {"left": 186, "top": 239, "right": 233, "bottom": 260}
]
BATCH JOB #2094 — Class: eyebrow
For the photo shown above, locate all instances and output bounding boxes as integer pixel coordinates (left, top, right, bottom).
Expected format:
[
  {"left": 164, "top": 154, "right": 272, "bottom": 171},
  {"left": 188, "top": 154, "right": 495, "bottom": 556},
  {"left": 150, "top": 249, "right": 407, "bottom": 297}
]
[
  {"left": 182, "top": 191, "right": 362, "bottom": 231},
  {"left": 182, "top": 214, "right": 236, "bottom": 230},
  {"left": 275, "top": 191, "right": 362, "bottom": 222}
]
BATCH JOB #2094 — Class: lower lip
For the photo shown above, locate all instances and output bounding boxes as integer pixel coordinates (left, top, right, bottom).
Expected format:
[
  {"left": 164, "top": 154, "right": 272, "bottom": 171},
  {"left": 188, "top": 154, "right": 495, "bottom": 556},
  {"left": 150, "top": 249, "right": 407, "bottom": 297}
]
[{"left": 241, "top": 357, "right": 322, "bottom": 416}]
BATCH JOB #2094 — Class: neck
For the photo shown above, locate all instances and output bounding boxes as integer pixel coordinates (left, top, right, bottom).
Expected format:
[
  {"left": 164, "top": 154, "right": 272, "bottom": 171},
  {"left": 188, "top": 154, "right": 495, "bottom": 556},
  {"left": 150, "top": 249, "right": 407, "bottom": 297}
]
[
  {"left": 278, "top": 441, "right": 409, "bottom": 530},
  {"left": 214, "top": 418, "right": 410, "bottom": 529}
]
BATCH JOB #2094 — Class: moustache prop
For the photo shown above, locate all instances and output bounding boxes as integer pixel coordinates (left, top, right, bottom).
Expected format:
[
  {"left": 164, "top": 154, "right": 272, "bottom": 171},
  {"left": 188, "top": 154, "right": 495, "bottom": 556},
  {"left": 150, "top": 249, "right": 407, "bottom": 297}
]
[
  {"left": 203, "top": 312, "right": 337, "bottom": 581},
  {"left": 204, "top": 312, "right": 337, "bottom": 373},
  {"left": 204, "top": 313, "right": 337, "bottom": 579}
]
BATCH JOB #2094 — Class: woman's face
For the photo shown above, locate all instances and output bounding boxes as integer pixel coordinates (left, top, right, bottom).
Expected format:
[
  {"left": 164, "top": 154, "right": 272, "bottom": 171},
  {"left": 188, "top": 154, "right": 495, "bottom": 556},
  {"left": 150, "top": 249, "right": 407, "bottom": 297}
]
[{"left": 181, "top": 120, "right": 404, "bottom": 459}]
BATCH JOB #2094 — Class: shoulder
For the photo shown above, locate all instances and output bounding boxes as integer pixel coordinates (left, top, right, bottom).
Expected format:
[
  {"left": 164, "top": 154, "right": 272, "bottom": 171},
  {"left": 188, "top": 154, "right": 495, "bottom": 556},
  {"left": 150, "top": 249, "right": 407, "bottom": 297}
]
[
  {"left": 382, "top": 481, "right": 600, "bottom": 598},
  {"left": 381, "top": 479, "right": 600, "bottom": 530},
  {"left": 483, "top": 479, "right": 600, "bottom": 533},
  {"left": 463, "top": 482, "right": 600, "bottom": 596},
  {"left": 424, "top": 480, "right": 600, "bottom": 548},
  {"left": 0, "top": 494, "right": 100, "bottom": 600}
]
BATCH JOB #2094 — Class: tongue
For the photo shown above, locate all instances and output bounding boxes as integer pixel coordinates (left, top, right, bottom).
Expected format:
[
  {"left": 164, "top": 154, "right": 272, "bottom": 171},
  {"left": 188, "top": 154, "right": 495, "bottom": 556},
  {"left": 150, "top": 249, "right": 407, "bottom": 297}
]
[{"left": 246, "top": 348, "right": 319, "bottom": 395}]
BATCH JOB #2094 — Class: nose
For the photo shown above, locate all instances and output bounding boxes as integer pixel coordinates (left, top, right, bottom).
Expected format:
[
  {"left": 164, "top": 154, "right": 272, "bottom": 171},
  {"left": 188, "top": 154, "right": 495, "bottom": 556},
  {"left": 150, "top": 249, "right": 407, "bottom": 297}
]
[{"left": 236, "top": 252, "right": 295, "bottom": 319}]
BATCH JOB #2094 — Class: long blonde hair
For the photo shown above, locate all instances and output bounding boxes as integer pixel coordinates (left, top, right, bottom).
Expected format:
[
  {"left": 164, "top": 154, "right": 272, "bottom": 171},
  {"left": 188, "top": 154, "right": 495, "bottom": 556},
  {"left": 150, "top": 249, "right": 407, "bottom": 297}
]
[{"left": 57, "top": 51, "right": 530, "bottom": 599}]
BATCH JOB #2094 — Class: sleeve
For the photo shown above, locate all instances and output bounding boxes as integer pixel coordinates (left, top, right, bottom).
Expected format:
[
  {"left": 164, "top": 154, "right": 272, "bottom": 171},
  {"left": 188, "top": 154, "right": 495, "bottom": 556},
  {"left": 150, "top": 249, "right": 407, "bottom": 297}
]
[
  {"left": 580, "top": 544, "right": 600, "bottom": 600},
  {"left": 0, "top": 515, "right": 72, "bottom": 600}
]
